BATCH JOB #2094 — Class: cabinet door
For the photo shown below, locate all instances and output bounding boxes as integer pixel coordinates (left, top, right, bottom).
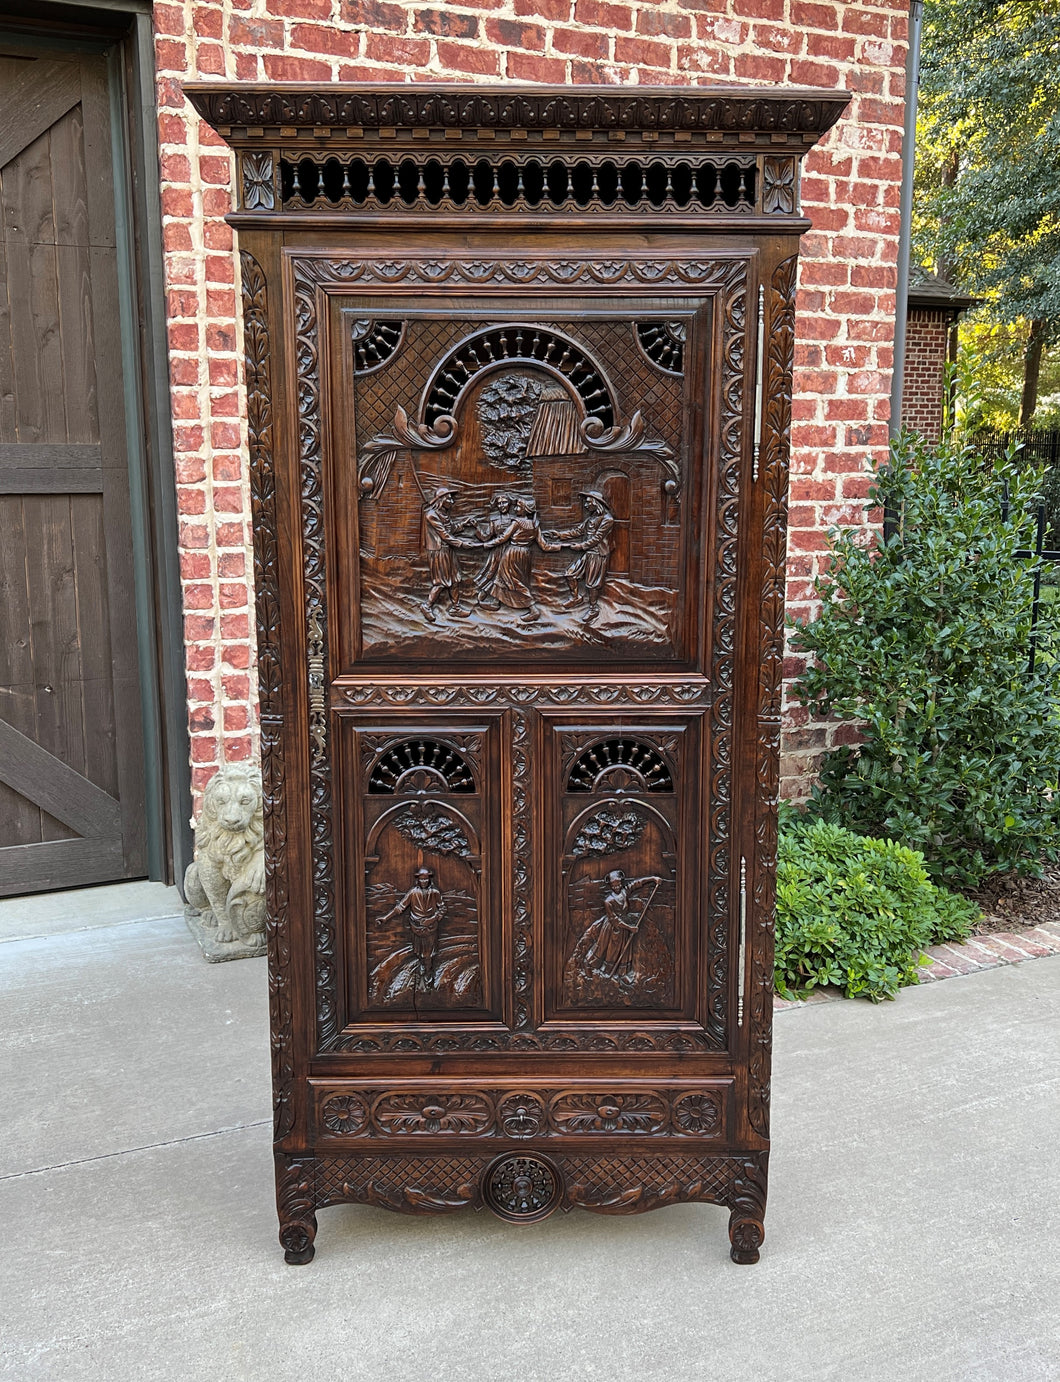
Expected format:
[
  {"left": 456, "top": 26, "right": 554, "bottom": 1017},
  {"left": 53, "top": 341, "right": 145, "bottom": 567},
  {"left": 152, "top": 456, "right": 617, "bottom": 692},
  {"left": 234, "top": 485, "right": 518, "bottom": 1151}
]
[{"left": 295, "top": 254, "right": 750, "bottom": 1055}]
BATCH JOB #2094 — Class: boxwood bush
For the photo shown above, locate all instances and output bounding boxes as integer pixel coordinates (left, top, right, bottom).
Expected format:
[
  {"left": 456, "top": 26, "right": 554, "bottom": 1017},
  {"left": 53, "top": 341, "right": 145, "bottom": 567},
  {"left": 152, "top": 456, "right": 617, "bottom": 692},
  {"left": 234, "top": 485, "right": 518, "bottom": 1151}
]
[
  {"left": 775, "top": 812, "right": 979, "bottom": 1003},
  {"left": 792, "top": 432, "right": 1060, "bottom": 887}
]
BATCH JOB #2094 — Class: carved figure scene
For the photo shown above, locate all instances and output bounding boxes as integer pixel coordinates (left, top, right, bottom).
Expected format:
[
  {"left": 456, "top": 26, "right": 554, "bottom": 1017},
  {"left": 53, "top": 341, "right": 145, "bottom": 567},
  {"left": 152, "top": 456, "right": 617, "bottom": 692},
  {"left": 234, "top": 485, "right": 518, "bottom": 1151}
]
[
  {"left": 353, "top": 317, "right": 686, "bottom": 660},
  {"left": 562, "top": 805, "right": 677, "bottom": 1009},
  {"left": 362, "top": 745, "right": 484, "bottom": 1010},
  {"left": 183, "top": 764, "right": 266, "bottom": 962}
]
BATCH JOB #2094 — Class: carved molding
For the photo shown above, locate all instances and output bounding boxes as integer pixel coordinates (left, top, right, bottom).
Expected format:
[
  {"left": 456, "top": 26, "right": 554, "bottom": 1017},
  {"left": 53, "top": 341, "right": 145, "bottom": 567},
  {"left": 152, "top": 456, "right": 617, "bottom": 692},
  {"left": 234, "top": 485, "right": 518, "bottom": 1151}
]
[
  {"left": 315, "top": 1086, "right": 726, "bottom": 1140},
  {"left": 747, "top": 255, "right": 797, "bottom": 1139},
  {"left": 239, "top": 252, "right": 294, "bottom": 1141},
  {"left": 187, "top": 85, "right": 850, "bottom": 142},
  {"left": 339, "top": 682, "right": 708, "bottom": 708},
  {"left": 704, "top": 257, "right": 748, "bottom": 1048},
  {"left": 292, "top": 259, "right": 338, "bottom": 1047}
]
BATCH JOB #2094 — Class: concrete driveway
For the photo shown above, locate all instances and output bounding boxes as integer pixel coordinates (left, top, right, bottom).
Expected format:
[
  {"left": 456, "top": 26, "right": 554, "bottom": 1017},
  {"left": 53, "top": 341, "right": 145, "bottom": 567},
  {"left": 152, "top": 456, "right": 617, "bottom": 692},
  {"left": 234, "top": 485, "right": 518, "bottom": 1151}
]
[{"left": 2, "top": 885, "right": 1058, "bottom": 1382}]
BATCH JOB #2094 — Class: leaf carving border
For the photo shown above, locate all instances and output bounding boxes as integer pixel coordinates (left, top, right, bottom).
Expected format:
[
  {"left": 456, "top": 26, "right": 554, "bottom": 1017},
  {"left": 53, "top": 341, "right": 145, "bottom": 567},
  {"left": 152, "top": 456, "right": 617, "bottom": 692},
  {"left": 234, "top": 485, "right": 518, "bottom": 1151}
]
[
  {"left": 190, "top": 87, "right": 847, "bottom": 137},
  {"left": 291, "top": 253, "right": 747, "bottom": 1054},
  {"left": 240, "top": 252, "right": 294, "bottom": 1137},
  {"left": 748, "top": 254, "right": 797, "bottom": 1138}
]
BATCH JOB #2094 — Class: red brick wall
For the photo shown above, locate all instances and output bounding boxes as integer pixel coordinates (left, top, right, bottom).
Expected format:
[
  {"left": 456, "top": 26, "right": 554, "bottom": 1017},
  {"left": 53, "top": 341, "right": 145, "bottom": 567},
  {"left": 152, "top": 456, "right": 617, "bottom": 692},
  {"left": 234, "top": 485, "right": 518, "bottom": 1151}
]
[
  {"left": 901, "top": 307, "right": 950, "bottom": 442},
  {"left": 152, "top": 0, "right": 908, "bottom": 803}
]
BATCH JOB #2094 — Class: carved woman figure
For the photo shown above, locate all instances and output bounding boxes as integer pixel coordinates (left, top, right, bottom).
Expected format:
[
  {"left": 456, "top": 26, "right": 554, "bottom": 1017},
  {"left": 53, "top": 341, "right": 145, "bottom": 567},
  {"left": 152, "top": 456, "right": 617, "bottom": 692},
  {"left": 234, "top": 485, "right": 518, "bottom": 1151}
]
[
  {"left": 379, "top": 866, "right": 446, "bottom": 984},
  {"left": 486, "top": 496, "right": 559, "bottom": 624},
  {"left": 582, "top": 869, "right": 664, "bottom": 982},
  {"left": 472, "top": 492, "right": 513, "bottom": 609}
]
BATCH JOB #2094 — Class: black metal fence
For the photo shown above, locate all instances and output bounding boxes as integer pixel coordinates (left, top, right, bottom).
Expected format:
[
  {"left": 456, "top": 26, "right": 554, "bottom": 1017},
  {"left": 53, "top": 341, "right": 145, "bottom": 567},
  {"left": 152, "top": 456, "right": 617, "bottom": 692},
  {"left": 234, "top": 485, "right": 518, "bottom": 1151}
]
[
  {"left": 980, "top": 432, "right": 1060, "bottom": 672},
  {"left": 972, "top": 428, "right": 1060, "bottom": 468}
]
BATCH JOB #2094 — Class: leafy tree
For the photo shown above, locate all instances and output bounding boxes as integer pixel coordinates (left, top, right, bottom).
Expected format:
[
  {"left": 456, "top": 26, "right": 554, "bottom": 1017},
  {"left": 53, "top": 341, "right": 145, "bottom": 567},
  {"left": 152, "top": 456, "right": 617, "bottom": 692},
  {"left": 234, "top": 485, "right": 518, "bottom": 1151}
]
[{"left": 914, "top": 0, "right": 1060, "bottom": 422}]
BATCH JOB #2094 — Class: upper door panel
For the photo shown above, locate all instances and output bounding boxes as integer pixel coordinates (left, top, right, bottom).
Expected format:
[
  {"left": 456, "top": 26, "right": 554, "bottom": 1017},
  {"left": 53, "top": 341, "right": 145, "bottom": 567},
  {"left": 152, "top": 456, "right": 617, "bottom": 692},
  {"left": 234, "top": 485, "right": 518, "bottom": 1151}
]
[{"left": 325, "top": 286, "right": 733, "bottom": 675}]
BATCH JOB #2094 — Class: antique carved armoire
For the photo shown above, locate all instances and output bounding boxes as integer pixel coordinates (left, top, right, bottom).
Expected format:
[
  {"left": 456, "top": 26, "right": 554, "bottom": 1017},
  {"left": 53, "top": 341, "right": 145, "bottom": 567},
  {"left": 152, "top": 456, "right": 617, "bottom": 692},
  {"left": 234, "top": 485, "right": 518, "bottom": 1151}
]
[{"left": 188, "top": 82, "right": 847, "bottom": 1264}]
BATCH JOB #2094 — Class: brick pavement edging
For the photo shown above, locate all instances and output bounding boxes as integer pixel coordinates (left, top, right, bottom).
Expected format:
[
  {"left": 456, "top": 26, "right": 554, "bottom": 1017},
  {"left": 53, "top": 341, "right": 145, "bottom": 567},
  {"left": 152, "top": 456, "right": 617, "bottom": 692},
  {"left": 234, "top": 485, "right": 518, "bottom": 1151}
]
[{"left": 774, "top": 920, "right": 1060, "bottom": 1011}]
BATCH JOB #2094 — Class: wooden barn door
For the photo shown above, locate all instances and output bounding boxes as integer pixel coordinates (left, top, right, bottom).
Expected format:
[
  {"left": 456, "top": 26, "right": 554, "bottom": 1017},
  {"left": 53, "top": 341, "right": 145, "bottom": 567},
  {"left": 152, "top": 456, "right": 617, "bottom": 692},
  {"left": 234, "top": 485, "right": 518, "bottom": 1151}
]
[{"left": 0, "top": 45, "right": 147, "bottom": 895}]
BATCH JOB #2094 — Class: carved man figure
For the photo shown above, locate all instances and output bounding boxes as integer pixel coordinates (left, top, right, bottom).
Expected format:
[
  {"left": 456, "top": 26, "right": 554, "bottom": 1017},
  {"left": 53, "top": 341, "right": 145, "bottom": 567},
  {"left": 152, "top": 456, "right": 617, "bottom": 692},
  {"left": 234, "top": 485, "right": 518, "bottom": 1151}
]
[
  {"left": 554, "top": 489, "right": 615, "bottom": 620},
  {"left": 380, "top": 866, "right": 446, "bottom": 983},
  {"left": 421, "top": 487, "right": 478, "bottom": 624},
  {"left": 583, "top": 869, "right": 663, "bottom": 982}
]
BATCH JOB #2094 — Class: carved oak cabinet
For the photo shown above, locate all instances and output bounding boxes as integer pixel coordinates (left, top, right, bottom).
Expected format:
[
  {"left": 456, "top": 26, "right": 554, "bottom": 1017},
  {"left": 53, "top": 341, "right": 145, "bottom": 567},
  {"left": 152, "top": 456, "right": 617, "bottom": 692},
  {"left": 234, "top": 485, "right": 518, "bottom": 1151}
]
[{"left": 189, "top": 82, "right": 847, "bottom": 1264}]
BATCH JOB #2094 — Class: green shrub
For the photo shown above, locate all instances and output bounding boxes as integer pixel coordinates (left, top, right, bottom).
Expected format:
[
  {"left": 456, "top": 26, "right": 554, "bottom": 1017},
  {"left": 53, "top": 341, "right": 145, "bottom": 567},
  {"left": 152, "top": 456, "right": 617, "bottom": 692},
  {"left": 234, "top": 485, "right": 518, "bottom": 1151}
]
[
  {"left": 792, "top": 431, "right": 1060, "bottom": 887},
  {"left": 775, "top": 813, "right": 979, "bottom": 1003}
]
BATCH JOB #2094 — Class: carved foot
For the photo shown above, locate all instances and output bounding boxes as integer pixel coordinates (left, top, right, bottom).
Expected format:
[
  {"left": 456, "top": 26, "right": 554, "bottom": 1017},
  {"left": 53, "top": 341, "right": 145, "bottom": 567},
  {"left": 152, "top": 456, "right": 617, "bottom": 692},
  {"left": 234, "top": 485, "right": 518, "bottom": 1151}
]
[
  {"left": 521, "top": 606, "right": 541, "bottom": 623},
  {"left": 280, "top": 1220, "right": 317, "bottom": 1265},
  {"left": 420, "top": 602, "right": 436, "bottom": 624},
  {"left": 728, "top": 1213, "right": 764, "bottom": 1265},
  {"left": 450, "top": 605, "right": 471, "bottom": 619},
  {"left": 277, "top": 1156, "right": 317, "bottom": 1266}
]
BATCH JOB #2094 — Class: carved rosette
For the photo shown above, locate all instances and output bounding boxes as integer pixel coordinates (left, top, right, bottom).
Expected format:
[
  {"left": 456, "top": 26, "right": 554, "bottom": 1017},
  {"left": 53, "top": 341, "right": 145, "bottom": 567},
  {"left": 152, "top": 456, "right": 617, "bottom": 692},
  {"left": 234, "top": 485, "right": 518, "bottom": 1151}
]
[
  {"left": 321, "top": 1094, "right": 369, "bottom": 1136},
  {"left": 673, "top": 1091, "right": 722, "bottom": 1135},
  {"left": 747, "top": 255, "right": 797, "bottom": 1141},
  {"left": 483, "top": 1154, "right": 563, "bottom": 1223}
]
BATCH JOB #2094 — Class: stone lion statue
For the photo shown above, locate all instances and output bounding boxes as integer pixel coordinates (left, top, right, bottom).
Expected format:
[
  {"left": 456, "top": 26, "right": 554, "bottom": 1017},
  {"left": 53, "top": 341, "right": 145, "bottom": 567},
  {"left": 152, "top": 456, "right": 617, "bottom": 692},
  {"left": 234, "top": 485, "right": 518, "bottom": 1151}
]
[{"left": 184, "top": 764, "right": 266, "bottom": 948}]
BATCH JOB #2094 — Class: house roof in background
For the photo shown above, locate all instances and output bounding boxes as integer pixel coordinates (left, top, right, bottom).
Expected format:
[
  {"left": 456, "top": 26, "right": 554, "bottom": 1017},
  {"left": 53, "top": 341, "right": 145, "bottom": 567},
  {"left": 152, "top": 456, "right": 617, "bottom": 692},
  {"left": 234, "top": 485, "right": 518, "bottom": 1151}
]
[{"left": 908, "top": 264, "right": 980, "bottom": 312}]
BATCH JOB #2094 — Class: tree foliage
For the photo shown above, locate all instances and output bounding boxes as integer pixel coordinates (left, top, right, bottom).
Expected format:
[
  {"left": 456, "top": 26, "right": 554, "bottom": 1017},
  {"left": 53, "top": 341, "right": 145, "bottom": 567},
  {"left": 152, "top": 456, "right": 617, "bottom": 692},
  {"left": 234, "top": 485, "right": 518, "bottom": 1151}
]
[{"left": 914, "top": 0, "right": 1060, "bottom": 330}]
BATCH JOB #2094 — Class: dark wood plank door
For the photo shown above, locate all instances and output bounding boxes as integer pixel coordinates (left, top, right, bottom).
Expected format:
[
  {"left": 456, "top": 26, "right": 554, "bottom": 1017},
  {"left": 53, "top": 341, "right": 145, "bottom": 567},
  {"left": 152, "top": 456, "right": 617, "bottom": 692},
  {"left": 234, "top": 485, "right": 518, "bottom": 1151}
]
[{"left": 0, "top": 45, "right": 147, "bottom": 895}]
